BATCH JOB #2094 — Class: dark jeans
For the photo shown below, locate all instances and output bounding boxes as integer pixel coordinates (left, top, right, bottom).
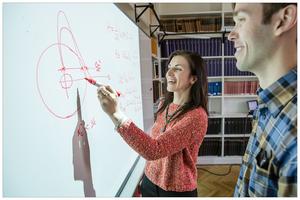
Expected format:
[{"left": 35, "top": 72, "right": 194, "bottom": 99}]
[{"left": 140, "top": 175, "right": 198, "bottom": 197}]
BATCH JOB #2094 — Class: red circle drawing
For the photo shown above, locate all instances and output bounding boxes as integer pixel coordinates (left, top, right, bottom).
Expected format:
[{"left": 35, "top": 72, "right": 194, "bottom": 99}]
[
  {"left": 60, "top": 73, "right": 73, "bottom": 89},
  {"left": 36, "top": 42, "right": 88, "bottom": 119}
]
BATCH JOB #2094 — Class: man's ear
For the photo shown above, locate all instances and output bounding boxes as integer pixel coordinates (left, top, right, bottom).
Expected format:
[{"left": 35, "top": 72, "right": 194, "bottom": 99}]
[{"left": 273, "top": 4, "right": 297, "bottom": 36}]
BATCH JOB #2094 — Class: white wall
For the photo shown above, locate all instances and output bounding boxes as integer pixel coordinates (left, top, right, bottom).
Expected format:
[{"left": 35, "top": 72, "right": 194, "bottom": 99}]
[
  {"left": 116, "top": 3, "right": 160, "bottom": 37},
  {"left": 222, "top": 3, "right": 234, "bottom": 12},
  {"left": 157, "top": 3, "right": 234, "bottom": 15}
]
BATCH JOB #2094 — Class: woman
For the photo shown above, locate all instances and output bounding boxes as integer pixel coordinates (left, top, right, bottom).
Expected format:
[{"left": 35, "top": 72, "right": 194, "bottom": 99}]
[{"left": 97, "top": 50, "right": 208, "bottom": 197}]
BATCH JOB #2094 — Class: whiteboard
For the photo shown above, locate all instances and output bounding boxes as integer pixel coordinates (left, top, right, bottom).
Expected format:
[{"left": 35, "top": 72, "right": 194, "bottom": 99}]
[{"left": 3, "top": 3, "right": 144, "bottom": 197}]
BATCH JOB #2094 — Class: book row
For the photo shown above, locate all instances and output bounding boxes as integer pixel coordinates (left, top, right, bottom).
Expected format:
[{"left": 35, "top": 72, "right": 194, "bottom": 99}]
[
  {"left": 207, "top": 117, "right": 253, "bottom": 135},
  {"left": 205, "top": 59, "right": 222, "bottom": 77},
  {"left": 224, "top": 138, "right": 248, "bottom": 156},
  {"left": 224, "top": 81, "right": 259, "bottom": 95},
  {"left": 224, "top": 15, "right": 235, "bottom": 27},
  {"left": 152, "top": 80, "right": 257, "bottom": 103},
  {"left": 224, "top": 118, "right": 252, "bottom": 135},
  {"left": 207, "top": 118, "right": 222, "bottom": 135},
  {"left": 161, "top": 38, "right": 223, "bottom": 57},
  {"left": 224, "top": 38, "right": 235, "bottom": 56},
  {"left": 198, "top": 137, "right": 249, "bottom": 156},
  {"left": 152, "top": 61, "right": 159, "bottom": 79},
  {"left": 224, "top": 59, "right": 254, "bottom": 76},
  {"left": 198, "top": 138, "right": 222, "bottom": 156},
  {"left": 202, "top": 59, "right": 255, "bottom": 77},
  {"left": 152, "top": 81, "right": 161, "bottom": 103},
  {"left": 161, "top": 16, "right": 222, "bottom": 33}
]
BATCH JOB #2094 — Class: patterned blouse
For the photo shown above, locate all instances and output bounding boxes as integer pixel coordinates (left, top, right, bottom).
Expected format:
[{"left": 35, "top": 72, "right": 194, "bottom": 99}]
[{"left": 118, "top": 103, "right": 208, "bottom": 192}]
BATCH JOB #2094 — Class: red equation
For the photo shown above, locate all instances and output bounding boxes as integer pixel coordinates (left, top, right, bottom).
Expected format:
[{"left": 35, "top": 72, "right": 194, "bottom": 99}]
[{"left": 77, "top": 118, "right": 96, "bottom": 136}]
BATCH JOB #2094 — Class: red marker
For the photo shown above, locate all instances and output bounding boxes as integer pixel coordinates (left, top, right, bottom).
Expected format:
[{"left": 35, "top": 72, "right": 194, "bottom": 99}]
[{"left": 84, "top": 78, "right": 121, "bottom": 97}]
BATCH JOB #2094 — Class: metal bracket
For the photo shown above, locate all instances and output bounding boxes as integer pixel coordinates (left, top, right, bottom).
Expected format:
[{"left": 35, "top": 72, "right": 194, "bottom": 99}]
[
  {"left": 150, "top": 24, "right": 160, "bottom": 37},
  {"left": 135, "top": 3, "right": 162, "bottom": 37},
  {"left": 158, "top": 32, "right": 166, "bottom": 46},
  {"left": 134, "top": 3, "right": 152, "bottom": 23}
]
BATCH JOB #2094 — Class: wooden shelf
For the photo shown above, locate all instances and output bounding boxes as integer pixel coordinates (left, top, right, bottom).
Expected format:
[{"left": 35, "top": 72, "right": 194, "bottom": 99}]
[
  {"left": 224, "top": 55, "right": 235, "bottom": 58},
  {"left": 208, "top": 113, "right": 222, "bottom": 118},
  {"left": 205, "top": 134, "right": 222, "bottom": 138},
  {"left": 224, "top": 134, "right": 251, "bottom": 137},
  {"left": 160, "top": 32, "right": 224, "bottom": 39},
  {"left": 223, "top": 113, "right": 253, "bottom": 118},
  {"left": 208, "top": 76, "right": 222, "bottom": 80},
  {"left": 223, "top": 95, "right": 257, "bottom": 98},
  {"left": 208, "top": 95, "right": 222, "bottom": 98},
  {"left": 197, "top": 156, "right": 242, "bottom": 165},
  {"left": 224, "top": 75, "right": 257, "bottom": 79},
  {"left": 203, "top": 56, "right": 223, "bottom": 59}
]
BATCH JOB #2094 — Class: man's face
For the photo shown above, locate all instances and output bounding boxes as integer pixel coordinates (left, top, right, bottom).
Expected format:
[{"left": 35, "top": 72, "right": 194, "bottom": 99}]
[{"left": 228, "top": 3, "right": 274, "bottom": 72}]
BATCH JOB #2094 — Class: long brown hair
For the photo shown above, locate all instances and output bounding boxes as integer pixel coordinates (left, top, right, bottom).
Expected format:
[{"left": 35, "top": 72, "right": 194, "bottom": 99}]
[{"left": 155, "top": 50, "right": 208, "bottom": 121}]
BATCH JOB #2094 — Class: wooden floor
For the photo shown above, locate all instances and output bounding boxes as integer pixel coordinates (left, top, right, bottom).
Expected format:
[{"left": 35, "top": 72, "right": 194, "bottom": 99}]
[{"left": 197, "top": 165, "right": 240, "bottom": 197}]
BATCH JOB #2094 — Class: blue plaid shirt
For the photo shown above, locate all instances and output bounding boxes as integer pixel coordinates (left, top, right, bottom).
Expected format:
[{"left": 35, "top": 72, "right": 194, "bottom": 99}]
[{"left": 234, "top": 68, "right": 297, "bottom": 197}]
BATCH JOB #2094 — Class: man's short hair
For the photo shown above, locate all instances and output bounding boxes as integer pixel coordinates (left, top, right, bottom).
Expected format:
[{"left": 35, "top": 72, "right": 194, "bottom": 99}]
[{"left": 232, "top": 3, "right": 297, "bottom": 24}]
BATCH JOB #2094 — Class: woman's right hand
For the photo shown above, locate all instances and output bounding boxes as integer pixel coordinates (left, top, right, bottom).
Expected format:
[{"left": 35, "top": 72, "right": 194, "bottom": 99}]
[{"left": 97, "top": 85, "right": 120, "bottom": 117}]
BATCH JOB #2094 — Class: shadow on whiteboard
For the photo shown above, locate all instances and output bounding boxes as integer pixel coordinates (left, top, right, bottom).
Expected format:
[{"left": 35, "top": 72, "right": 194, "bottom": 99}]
[{"left": 72, "top": 89, "right": 96, "bottom": 197}]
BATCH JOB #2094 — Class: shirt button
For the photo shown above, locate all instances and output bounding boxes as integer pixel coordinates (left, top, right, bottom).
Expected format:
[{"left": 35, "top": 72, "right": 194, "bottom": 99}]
[{"left": 262, "top": 114, "right": 266, "bottom": 120}]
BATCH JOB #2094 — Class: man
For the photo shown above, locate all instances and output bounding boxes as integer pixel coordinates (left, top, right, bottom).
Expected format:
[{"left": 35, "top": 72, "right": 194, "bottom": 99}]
[{"left": 228, "top": 3, "right": 297, "bottom": 197}]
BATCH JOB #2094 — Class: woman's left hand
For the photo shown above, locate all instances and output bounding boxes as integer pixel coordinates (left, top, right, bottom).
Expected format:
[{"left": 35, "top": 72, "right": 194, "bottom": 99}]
[{"left": 97, "top": 85, "right": 120, "bottom": 116}]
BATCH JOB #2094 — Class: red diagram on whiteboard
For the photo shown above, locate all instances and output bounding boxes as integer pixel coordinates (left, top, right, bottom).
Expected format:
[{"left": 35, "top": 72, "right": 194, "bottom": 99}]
[{"left": 36, "top": 11, "right": 109, "bottom": 119}]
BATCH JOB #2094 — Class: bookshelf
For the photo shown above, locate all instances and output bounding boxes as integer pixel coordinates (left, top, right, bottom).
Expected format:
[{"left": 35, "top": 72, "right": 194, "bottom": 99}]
[
  {"left": 155, "top": 3, "right": 258, "bottom": 165},
  {"left": 151, "top": 36, "right": 166, "bottom": 112}
]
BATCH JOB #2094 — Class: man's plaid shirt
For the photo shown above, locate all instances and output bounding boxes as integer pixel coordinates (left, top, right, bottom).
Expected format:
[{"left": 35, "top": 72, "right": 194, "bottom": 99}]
[{"left": 234, "top": 68, "right": 297, "bottom": 197}]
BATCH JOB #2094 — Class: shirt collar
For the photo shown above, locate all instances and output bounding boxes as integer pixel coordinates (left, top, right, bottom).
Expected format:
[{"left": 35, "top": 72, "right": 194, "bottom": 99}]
[{"left": 257, "top": 67, "right": 297, "bottom": 118}]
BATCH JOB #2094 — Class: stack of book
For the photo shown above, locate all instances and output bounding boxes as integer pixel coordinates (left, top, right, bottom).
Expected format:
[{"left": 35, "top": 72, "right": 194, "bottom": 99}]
[
  {"left": 161, "top": 82, "right": 166, "bottom": 97},
  {"left": 161, "top": 38, "right": 222, "bottom": 58},
  {"left": 205, "top": 59, "right": 222, "bottom": 77},
  {"left": 152, "top": 81, "right": 161, "bottom": 103},
  {"left": 224, "top": 58, "right": 254, "bottom": 76},
  {"left": 207, "top": 118, "right": 222, "bottom": 135},
  {"left": 208, "top": 81, "right": 222, "bottom": 96},
  {"left": 224, "top": 81, "right": 259, "bottom": 95},
  {"left": 160, "top": 19, "right": 176, "bottom": 32},
  {"left": 224, "top": 118, "right": 252, "bottom": 135},
  {"left": 198, "top": 138, "right": 222, "bottom": 156},
  {"left": 196, "top": 16, "right": 222, "bottom": 32},
  {"left": 152, "top": 61, "right": 159, "bottom": 79},
  {"left": 224, "top": 14, "right": 235, "bottom": 27},
  {"left": 161, "top": 60, "right": 168, "bottom": 77},
  {"left": 161, "top": 15, "right": 222, "bottom": 33},
  {"left": 175, "top": 19, "right": 196, "bottom": 32},
  {"left": 224, "top": 137, "right": 249, "bottom": 156},
  {"left": 151, "top": 37, "right": 158, "bottom": 57}
]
